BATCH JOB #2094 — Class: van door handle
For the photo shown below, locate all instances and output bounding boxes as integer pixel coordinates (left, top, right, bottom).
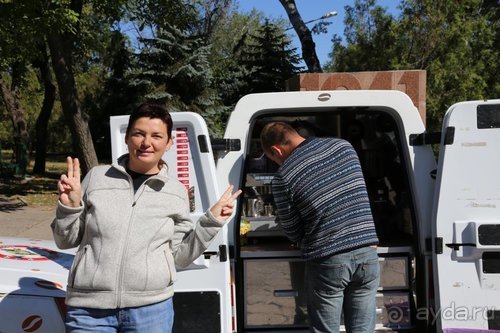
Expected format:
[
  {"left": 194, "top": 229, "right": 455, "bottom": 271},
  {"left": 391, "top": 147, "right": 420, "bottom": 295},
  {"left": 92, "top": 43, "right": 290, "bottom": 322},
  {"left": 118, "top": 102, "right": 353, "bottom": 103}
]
[
  {"left": 202, "top": 245, "right": 228, "bottom": 262},
  {"left": 203, "top": 251, "right": 218, "bottom": 259},
  {"left": 445, "top": 243, "right": 476, "bottom": 251}
]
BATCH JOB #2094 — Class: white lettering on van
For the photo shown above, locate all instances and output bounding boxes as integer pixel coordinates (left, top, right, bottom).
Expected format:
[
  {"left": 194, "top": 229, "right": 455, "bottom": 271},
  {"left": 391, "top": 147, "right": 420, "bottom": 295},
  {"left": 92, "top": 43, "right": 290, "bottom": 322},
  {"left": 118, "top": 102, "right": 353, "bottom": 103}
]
[
  {"left": 461, "top": 142, "right": 487, "bottom": 147},
  {"left": 469, "top": 202, "right": 496, "bottom": 208}
]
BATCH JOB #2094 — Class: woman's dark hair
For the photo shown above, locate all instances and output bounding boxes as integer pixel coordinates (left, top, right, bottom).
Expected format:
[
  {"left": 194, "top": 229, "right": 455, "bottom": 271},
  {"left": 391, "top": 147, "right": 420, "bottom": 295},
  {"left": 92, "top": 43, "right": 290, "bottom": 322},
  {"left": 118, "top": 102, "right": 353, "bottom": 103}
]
[{"left": 125, "top": 102, "right": 173, "bottom": 139}]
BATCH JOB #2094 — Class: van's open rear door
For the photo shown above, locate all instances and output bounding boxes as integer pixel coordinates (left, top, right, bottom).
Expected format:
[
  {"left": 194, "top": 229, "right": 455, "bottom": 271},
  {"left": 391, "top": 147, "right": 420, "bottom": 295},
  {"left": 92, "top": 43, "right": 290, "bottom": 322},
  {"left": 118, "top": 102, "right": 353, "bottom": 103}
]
[
  {"left": 110, "top": 113, "right": 232, "bottom": 333},
  {"left": 432, "top": 100, "right": 500, "bottom": 331}
]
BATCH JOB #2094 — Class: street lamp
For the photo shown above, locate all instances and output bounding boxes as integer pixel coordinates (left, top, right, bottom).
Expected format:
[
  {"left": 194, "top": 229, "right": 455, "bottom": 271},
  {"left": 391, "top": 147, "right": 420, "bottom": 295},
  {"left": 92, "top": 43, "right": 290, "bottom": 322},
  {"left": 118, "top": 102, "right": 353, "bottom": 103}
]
[
  {"left": 285, "top": 10, "right": 338, "bottom": 31},
  {"left": 304, "top": 11, "right": 338, "bottom": 25}
]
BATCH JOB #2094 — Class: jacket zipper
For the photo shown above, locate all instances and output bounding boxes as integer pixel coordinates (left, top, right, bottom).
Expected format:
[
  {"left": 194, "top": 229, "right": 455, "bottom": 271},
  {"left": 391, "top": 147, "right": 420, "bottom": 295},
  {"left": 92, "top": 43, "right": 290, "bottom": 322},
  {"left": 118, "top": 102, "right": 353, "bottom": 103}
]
[{"left": 115, "top": 174, "right": 151, "bottom": 308}]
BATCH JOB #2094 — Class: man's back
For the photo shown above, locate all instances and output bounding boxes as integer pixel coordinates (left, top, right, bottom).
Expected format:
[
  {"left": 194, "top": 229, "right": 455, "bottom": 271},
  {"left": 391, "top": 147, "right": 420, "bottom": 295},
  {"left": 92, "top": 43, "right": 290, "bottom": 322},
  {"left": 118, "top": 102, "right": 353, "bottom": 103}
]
[{"left": 272, "top": 137, "right": 379, "bottom": 259}]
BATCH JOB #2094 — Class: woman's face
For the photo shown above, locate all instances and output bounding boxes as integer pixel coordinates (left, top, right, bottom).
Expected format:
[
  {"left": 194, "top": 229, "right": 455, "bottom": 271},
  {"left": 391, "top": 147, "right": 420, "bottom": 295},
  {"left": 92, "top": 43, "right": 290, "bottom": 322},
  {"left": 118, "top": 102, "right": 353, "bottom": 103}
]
[{"left": 125, "top": 117, "right": 173, "bottom": 174}]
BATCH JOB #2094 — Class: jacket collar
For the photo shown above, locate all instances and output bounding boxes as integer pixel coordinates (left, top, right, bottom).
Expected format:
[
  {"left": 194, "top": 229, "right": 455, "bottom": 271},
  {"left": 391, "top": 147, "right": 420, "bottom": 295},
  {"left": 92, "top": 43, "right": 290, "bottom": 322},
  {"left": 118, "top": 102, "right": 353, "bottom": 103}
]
[{"left": 114, "top": 154, "right": 170, "bottom": 182}]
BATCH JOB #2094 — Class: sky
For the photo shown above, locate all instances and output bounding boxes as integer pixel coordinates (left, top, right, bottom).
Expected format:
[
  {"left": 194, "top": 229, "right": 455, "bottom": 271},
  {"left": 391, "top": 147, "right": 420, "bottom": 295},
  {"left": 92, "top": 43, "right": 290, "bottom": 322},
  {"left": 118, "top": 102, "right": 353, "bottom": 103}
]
[{"left": 237, "top": 0, "right": 401, "bottom": 67}]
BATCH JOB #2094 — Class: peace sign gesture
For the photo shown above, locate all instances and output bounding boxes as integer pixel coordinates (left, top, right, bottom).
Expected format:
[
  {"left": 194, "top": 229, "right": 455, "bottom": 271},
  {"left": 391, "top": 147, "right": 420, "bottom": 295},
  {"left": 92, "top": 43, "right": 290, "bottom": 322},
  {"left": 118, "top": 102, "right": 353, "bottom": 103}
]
[
  {"left": 58, "top": 157, "right": 82, "bottom": 208},
  {"left": 209, "top": 185, "right": 242, "bottom": 222}
]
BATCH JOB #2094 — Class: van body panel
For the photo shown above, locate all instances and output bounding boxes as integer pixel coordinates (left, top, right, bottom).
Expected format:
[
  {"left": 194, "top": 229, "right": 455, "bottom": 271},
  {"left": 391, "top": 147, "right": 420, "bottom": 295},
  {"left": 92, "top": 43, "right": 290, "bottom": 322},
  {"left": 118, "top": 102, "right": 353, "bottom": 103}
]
[
  {"left": 0, "top": 294, "right": 65, "bottom": 332},
  {"left": 432, "top": 100, "right": 500, "bottom": 331},
  {"left": 217, "top": 90, "right": 438, "bottom": 331}
]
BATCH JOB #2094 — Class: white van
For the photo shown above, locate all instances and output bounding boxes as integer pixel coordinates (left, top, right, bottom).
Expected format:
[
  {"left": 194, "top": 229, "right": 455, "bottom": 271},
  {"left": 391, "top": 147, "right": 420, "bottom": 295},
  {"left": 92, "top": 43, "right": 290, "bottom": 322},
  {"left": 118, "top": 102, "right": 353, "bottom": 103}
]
[{"left": 1, "top": 90, "right": 499, "bottom": 332}]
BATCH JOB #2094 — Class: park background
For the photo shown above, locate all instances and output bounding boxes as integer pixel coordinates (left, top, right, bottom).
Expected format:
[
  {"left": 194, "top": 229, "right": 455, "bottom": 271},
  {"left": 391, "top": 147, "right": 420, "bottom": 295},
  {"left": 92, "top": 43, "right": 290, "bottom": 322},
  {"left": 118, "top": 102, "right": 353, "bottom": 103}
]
[{"left": 0, "top": 0, "right": 498, "bottom": 210}]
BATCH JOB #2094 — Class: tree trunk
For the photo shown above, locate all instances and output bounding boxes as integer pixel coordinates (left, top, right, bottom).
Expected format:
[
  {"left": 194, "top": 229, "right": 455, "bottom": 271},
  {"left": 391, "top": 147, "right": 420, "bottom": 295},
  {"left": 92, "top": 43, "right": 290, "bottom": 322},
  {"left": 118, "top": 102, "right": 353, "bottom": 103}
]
[
  {"left": 279, "top": 0, "right": 323, "bottom": 73},
  {"left": 0, "top": 72, "right": 30, "bottom": 168},
  {"left": 46, "top": 33, "right": 98, "bottom": 175},
  {"left": 32, "top": 47, "right": 56, "bottom": 175}
]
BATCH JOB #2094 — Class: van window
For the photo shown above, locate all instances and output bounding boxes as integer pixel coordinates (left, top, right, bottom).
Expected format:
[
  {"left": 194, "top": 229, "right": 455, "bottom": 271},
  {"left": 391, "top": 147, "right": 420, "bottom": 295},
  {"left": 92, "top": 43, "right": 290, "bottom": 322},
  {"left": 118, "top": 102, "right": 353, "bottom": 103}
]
[
  {"left": 173, "top": 291, "right": 220, "bottom": 332},
  {"left": 477, "top": 104, "right": 500, "bottom": 129}
]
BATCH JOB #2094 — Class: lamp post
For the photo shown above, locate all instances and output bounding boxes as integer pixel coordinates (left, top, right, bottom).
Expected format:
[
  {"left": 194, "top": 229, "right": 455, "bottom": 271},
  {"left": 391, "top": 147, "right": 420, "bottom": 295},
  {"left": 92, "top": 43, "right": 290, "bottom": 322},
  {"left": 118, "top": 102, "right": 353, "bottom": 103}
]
[
  {"left": 285, "top": 10, "right": 338, "bottom": 31},
  {"left": 304, "top": 11, "right": 338, "bottom": 25}
]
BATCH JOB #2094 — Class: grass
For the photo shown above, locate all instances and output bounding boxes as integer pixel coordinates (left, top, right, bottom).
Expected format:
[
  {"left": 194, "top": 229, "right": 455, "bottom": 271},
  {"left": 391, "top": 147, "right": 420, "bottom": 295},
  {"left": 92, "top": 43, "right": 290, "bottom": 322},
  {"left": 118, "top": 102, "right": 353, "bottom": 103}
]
[{"left": 0, "top": 152, "right": 67, "bottom": 208}]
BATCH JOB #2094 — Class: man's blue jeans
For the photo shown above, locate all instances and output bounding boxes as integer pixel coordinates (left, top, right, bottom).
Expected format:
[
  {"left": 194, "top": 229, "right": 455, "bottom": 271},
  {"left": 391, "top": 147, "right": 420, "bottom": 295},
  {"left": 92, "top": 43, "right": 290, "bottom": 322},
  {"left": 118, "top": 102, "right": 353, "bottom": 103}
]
[
  {"left": 306, "top": 246, "right": 379, "bottom": 333},
  {"left": 66, "top": 298, "right": 174, "bottom": 333}
]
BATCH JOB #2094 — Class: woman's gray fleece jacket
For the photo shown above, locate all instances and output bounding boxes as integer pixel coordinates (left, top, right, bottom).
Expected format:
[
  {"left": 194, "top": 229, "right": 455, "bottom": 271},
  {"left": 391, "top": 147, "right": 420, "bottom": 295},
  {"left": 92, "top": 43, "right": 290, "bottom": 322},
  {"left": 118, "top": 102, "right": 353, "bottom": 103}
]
[{"left": 51, "top": 155, "right": 225, "bottom": 309}]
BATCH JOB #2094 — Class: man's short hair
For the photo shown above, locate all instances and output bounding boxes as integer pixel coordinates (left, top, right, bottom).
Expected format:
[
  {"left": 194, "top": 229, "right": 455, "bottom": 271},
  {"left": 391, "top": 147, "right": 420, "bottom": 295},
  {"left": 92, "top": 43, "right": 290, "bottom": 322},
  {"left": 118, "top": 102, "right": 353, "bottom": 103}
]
[{"left": 260, "top": 122, "right": 297, "bottom": 154}]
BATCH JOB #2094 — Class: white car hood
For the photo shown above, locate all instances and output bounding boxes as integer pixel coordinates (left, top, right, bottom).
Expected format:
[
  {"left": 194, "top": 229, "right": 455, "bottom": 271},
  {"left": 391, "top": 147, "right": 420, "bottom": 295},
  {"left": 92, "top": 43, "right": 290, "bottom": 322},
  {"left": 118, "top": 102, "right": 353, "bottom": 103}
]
[{"left": 0, "top": 237, "right": 75, "bottom": 297}]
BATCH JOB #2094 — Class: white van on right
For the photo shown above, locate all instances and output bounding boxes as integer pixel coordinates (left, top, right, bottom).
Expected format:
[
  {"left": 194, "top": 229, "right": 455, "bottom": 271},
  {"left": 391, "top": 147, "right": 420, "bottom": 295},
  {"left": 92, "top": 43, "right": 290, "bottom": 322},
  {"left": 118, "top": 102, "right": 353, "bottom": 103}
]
[{"left": 432, "top": 100, "right": 500, "bottom": 332}]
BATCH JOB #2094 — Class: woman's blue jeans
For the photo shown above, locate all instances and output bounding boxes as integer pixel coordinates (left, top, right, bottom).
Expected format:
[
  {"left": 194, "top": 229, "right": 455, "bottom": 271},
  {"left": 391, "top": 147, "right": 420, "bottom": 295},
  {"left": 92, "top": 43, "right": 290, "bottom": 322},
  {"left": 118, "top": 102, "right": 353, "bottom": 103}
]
[
  {"left": 65, "top": 298, "right": 174, "bottom": 333},
  {"left": 306, "top": 246, "right": 380, "bottom": 333}
]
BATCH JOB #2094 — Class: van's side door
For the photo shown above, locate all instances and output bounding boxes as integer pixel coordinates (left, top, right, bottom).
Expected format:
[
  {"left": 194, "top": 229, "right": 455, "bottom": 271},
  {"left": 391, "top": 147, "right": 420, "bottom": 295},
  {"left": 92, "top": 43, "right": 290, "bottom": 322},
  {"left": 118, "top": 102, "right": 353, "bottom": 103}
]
[
  {"left": 110, "top": 112, "right": 232, "bottom": 333},
  {"left": 432, "top": 100, "right": 500, "bottom": 331}
]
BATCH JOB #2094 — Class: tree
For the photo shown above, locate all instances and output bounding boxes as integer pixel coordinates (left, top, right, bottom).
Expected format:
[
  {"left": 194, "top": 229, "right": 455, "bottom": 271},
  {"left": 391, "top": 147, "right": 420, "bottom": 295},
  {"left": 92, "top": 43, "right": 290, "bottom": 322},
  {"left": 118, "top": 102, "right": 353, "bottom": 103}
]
[
  {"left": 127, "top": 20, "right": 226, "bottom": 134},
  {"left": 0, "top": 1, "right": 127, "bottom": 174},
  {"left": 87, "top": 31, "right": 141, "bottom": 160},
  {"left": 210, "top": 8, "right": 269, "bottom": 105},
  {"left": 0, "top": 70, "right": 30, "bottom": 174},
  {"left": 196, "top": 0, "right": 234, "bottom": 40},
  {"left": 129, "top": 23, "right": 212, "bottom": 103},
  {"left": 45, "top": 0, "right": 99, "bottom": 174},
  {"left": 210, "top": 10, "right": 302, "bottom": 106},
  {"left": 120, "top": 0, "right": 235, "bottom": 136},
  {"left": 32, "top": 47, "right": 56, "bottom": 175},
  {"left": 237, "top": 20, "right": 303, "bottom": 94},
  {"left": 278, "top": 0, "right": 323, "bottom": 72},
  {"left": 0, "top": 3, "right": 34, "bottom": 171},
  {"left": 396, "top": 0, "right": 499, "bottom": 129},
  {"left": 325, "top": 0, "right": 398, "bottom": 71},
  {"left": 325, "top": 0, "right": 499, "bottom": 131}
]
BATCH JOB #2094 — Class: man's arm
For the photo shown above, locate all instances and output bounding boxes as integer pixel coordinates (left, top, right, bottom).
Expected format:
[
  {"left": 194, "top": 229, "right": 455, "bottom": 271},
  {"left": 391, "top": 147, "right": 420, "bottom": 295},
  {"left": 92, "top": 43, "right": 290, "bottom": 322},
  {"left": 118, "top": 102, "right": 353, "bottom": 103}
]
[{"left": 272, "top": 175, "right": 304, "bottom": 244}]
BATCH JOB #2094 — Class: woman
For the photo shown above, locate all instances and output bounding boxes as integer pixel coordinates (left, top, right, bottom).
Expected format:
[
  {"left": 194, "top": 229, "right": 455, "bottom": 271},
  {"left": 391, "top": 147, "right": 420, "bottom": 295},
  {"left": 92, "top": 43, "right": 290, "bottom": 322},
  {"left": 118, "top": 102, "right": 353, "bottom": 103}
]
[{"left": 52, "top": 102, "right": 241, "bottom": 332}]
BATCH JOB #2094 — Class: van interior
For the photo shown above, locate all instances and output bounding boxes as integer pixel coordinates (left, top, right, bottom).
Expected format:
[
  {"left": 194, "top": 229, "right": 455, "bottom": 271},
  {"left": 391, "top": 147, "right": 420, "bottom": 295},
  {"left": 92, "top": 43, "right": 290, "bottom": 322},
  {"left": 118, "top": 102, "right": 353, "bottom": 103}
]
[{"left": 235, "top": 108, "right": 420, "bottom": 332}]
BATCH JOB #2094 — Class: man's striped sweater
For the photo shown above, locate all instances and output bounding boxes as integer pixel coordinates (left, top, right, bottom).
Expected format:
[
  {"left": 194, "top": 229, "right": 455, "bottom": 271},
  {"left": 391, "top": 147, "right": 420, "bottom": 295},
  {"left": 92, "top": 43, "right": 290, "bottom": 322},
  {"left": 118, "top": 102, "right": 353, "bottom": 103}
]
[{"left": 272, "top": 137, "right": 379, "bottom": 259}]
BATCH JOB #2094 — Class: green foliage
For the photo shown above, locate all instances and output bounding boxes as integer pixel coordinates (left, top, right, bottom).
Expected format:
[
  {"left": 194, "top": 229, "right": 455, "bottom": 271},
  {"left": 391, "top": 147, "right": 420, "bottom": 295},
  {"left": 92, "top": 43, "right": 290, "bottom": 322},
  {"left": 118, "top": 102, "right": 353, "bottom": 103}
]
[
  {"left": 326, "top": 0, "right": 499, "bottom": 131},
  {"left": 0, "top": 0, "right": 306, "bottom": 154},
  {"left": 86, "top": 31, "right": 142, "bottom": 159},
  {"left": 126, "top": 21, "right": 226, "bottom": 135},
  {"left": 209, "top": 9, "right": 266, "bottom": 106},
  {"left": 129, "top": 0, "right": 200, "bottom": 33},
  {"left": 129, "top": 24, "right": 212, "bottom": 102},
  {"left": 0, "top": 103, "right": 11, "bottom": 145},
  {"left": 0, "top": 68, "right": 70, "bottom": 153},
  {"left": 0, "top": 0, "right": 130, "bottom": 158},
  {"left": 216, "top": 18, "right": 303, "bottom": 105},
  {"left": 325, "top": 0, "right": 398, "bottom": 71},
  {"left": 0, "top": 1, "right": 85, "bottom": 68},
  {"left": 46, "top": 106, "right": 72, "bottom": 153},
  {"left": 238, "top": 20, "right": 303, "bottom": 93},
  {"left": 397, "top": 0, "right": 499, "bottom": 130}
]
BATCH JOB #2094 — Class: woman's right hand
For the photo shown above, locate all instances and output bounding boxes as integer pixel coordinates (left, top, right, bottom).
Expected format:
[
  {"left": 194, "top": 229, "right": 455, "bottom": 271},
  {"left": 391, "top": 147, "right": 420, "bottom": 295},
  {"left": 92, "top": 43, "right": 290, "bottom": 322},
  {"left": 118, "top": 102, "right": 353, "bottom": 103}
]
[{"left": 58, "top": 157, "right": 82, "bottom": 207}]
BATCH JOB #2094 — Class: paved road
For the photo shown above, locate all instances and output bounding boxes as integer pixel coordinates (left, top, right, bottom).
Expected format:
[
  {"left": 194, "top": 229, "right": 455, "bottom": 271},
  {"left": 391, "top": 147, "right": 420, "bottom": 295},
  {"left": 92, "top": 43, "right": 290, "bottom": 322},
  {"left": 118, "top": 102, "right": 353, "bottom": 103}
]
[{"left": 0, "top": 196, "right": 55, "bottom": 240}]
